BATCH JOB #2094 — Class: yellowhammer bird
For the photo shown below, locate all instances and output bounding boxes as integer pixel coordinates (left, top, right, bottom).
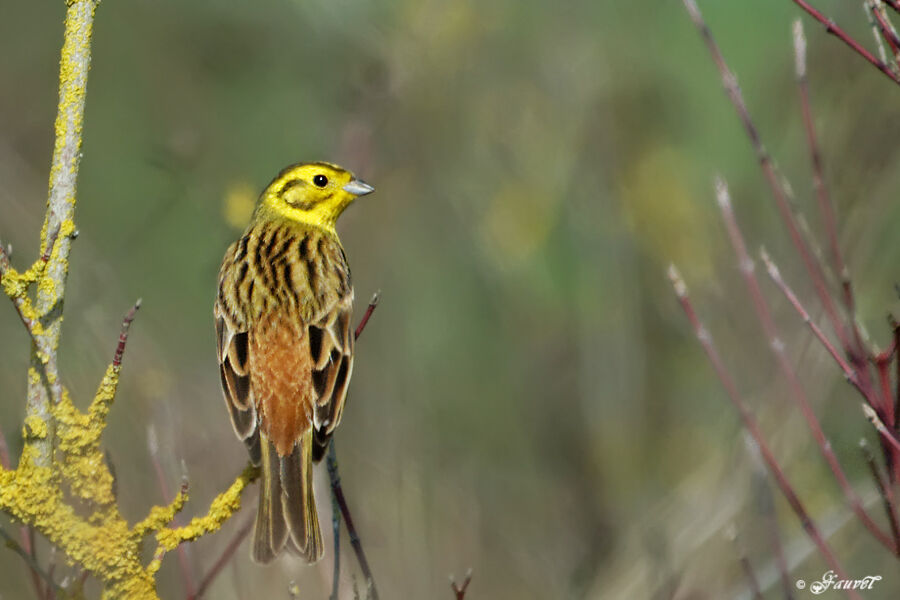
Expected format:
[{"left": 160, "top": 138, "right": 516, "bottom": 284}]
[{"left": 215, "top": 162, "right": 373, "bottom": 563}]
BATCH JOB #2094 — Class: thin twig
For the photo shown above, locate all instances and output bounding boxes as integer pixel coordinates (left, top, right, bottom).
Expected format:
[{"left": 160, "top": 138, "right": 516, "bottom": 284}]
[
  {"left": 791, "top": 0, "right": 900, "bottom": 85},
  {"left": 860, "top": 439, "right": 900, "bottom": 555},
  {"left": 892, "top": 316, "right": 900, "bottom": 429},
  {"left": 326, "top": 291, "right": 380, "bottom": 599},
  {"left": 668, "top": 265, "right": 859, "bottom": 599},
  {"left": 188, "top": 512, "right": 254, "bottom": 600},
  {"left": 874, "top": 346, "right": 897, "bottom": 435},
  {"left": 450, "top": 569, "right": 473, "bottom": 600},
  {"left": 746, "top": 437, "right": 795, "bottom": 600},
  {"left": 870, "top": 2, "right": 900, "bottom": 68},
  {"left": 354, "top": 291, "right": 380, "bottom": 341},
  {"left": 862, "top": 403, "right": 900, "bottom": 454},
  {"left": 0, "top": 528, "right": 63, "bottom": 597},
  {"left": 328, "top": 442, "right": 379, "bottom": 600},
  {"left": 112, "top": 299, "right": 141, "bottom": 369},
  {"left": 330, "top": 469, "right": 341, "bottom": 600},
  {"left": 792, "top": 20, "right": 859, "bottom": 331},
  {"left": 760, "top": 249, "right": 864, "bottom": 395},
  {"left": 715, "top": 179, "right": 894, "bottom": 552},
  {"left": 683, "top": 0, "right": 866, "bottom": 386},
  {"left": 864, "top": 0, "right": 893, "bottom": 68},
  {"left": 729, "top": 529, "right": 763, "bottom": 600}
]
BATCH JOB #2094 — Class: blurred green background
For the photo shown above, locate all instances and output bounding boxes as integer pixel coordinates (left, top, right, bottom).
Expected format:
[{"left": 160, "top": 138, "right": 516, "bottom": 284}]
[{"left": 2, "top": 0, "right": 900, "bottom": 598}]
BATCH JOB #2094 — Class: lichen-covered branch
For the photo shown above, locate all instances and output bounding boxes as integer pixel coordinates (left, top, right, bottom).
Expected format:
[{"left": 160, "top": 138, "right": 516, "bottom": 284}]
[
  {"left": 25, "top": 0, "right": 98, "bottom": 469},
  {"left": 0, "top": 2, "right": 262, "bottom": 597},
  {"left": 0, "top": 362, "right": 259, "bottom": 598}
]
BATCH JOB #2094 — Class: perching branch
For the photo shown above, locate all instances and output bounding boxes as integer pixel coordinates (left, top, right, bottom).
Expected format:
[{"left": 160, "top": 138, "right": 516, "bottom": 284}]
[{"left": 328, "top": 291, "right": 382, "bottom": 600}]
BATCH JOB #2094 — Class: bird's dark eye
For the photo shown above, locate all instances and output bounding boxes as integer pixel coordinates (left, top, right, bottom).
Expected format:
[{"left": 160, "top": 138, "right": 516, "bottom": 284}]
[{"left": 313, "top": 174, "right": 328, "bottom": 188}]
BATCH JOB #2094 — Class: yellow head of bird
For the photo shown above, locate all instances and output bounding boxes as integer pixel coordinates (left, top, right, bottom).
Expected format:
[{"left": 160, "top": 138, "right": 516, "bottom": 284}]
[{"left": 255, "top": 162, "right": 374, "bottom": 233}]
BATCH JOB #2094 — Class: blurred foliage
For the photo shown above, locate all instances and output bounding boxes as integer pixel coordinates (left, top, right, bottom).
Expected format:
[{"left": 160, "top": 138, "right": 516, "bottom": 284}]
[{"left": 2, "top": 0, "right": 900, "bottom": 598}]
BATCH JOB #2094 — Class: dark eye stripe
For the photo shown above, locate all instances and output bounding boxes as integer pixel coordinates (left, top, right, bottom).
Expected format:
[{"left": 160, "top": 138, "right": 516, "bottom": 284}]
[{"left": 279, "top": 179, "right": 304, "bottom": 194}]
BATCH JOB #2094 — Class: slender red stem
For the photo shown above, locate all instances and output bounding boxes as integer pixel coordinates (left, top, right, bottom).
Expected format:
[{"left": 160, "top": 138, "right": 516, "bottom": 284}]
[
  {"left": 354, "top": 291, "right": 380, "bottom": 341},
  {"left": 668, "top": 265, "right": 859, "bottom": 598},
  {"left": 870, "top": 3, "right": 900, "bottom": 67},
  {"left": 716, "top": 180, "right": 894, "bottom": 553},
  {"left": 684, "top": 0, "right": 868, "bottom": 393},
  {"left": 861, "top": 440, "right": 900, "bottom": 555},
  {"left": 792, "top": 20, "right": 860, "bottom": 333},
  {"left": 760, "top": 250, "right": 865, "bottom": 396},
  {"left": 736, "top": 552, "right": 764, "bottom": 600},
  {"left": 450, "top": 570, "right": 473, "bottom": 600},
  {"left": 112, "top": 299, "right": 141, "bottom": 369},
  {"left": 877, "top": 354, "right": 896, "bottom": 430},
  {"left": 327, "top": 443, "right": 379, "bottom": 600},
  {"left": 791, "top": 0, "right": 900, "bottom": 85},
  {"left": 863, "top": 403, "right": 900, "bottom": 454},
  {"left": 893, "top": 317, "right": 900, "bottom": 430}
]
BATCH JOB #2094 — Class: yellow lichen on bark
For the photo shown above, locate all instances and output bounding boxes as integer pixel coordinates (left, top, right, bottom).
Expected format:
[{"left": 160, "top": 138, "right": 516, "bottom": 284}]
[
  {"left": 0, "top": 2, "right": 261, "bottom": 597},
  {"left": 148, "top": 465, "right": 260, "bottom": 576},
  {"left": 0, "top": 369, "right": 258, "bottom": 598}
]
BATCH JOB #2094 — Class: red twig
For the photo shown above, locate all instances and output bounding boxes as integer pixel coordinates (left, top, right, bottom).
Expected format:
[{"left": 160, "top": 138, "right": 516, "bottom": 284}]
[
  {"left": 863, "top": 404, "right": 900, "bottom": 454},
  {"left": 875, "top": 350, "right": 896, "bottom": 432},
  {"left": 327, "top": 443, "right": 379, "bottom": 600},
  {"left": 760, "top": 478, "right": 795, "bottom": 600},
  {"left": 791, "top": 0, "right": 900, "bottom": 85},
  {"left": 668, "top": 265, "right": 859, "bottom": 599},
  {"left": 450, "top": 569, "right": 473, "bottom": 600},
  {"left": 870, "top": 2, "right": 900, "bottom": 67},
  {"left": 861, "top": 440, "right": 900, "bottom": 555},
  {"left": 715, "top": 180, "right": 894, "bottom": 552},
  {"left": 683, "top": 0, "right": 866, "bottom": 388},
  {"left": 892, "top": 317, "right": 900, "bottom": 429},
  {"left": 112, "top": 299, "right": 141, "bottom": 369},
  {"left": 324, "top": 292, "right": 381, "bottom": 600},
  {"left": 792, "top": 20, "right": 859, "bottom": 326},
  {"left": 760, "top": 250, "right": 865, "bottom": 396},
  {"left": 187, "top": 512, "right": 254, "bottom": 600},
  {"left": 354, "top": 291, "right": 380, "bottom": 341}
]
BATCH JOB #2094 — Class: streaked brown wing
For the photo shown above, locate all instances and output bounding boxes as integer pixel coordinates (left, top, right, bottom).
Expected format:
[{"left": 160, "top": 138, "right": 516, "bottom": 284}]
[
  {"left": 215, "top": 238, "right": 262, "bottom": 465},
  {"left": 309, "top": 294, "right": 354, "bottom": 462},
  {"left": 215, "top": 303, "right": 261, "bottom": 465}
]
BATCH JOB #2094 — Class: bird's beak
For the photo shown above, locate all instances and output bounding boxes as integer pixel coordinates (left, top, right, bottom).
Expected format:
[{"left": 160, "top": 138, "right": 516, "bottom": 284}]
[{"left": 342, "top": 178, "right": 375, "bottom": 196}]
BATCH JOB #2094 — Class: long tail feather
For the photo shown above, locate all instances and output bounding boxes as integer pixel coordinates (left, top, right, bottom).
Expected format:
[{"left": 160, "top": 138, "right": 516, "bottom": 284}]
[
  {"left": 252, "top": 432, "right": 323, "bottom": 563},
  {"left": 252, "top": 435, "right": 288, "bottom": 563},
  {"left": 282, "top": 432, "right": 324, "bottom": 562}
]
